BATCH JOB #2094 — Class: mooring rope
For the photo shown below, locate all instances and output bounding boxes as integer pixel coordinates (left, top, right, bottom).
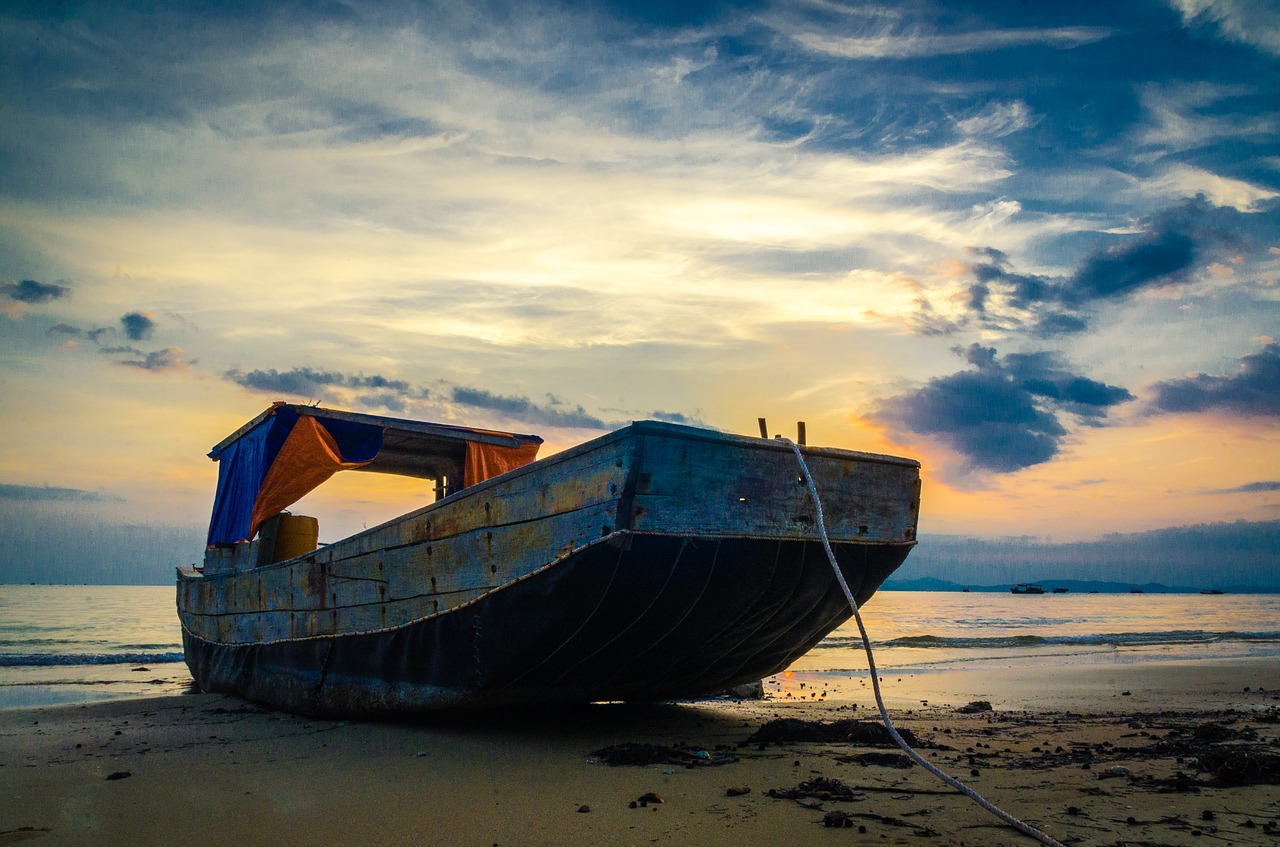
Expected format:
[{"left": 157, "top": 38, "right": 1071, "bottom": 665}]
[{"left": 778, "top": 437, "right": 1067, "bottom": 847}]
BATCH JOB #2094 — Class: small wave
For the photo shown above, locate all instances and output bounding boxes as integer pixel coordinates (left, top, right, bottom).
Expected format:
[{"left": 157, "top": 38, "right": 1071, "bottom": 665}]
[
  {"left": 816, "top": 630, "right": 1280, "bottom": 650},
  {"left": 0, "top": 652, "right": 186, "bottom": 668}
]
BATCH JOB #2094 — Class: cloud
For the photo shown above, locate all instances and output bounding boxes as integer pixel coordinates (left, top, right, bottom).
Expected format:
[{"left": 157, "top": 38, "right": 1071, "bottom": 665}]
[
  {"left": 1063, "top": 228, "right": 1198, "bottom": 303},
  {"left": 1146, "top": 164, "right": 1280, "bottom": 212},
  {"left": 223, "top": 366, "right": 614, "bottom": 430},
  {"left": 225, "top": 366, "right": 415, "bottom": 399},
  {"left": 947, "top": 198, "right": 1268, "bottom": 336},
  {"left": 0, "top": 483, "right": 101, "bottom": 502},
  {"left": 873, "top": 344, "right": 1133, "bottom": 475},
  {"left": 2, "top": 279, "right": 69, "bottom": 303},
  {"left": 1146, "top": 340, "right": 1280, "bottom": 418},
  {"left": 120, "top": 347, "right": 190, "bottom": 372},
  {"left": 451, "top": 387, "right": 607, "bottom": 429},
  {"left": 1206, "top": 481, "right": 1280, "bottom": 494},
  {"left": 791, "top": 26, "right": 1111, "bottom": 60},
  {"left": 120, "top": 311, "right": 156, "bottom": 341},
  {"left": 47, "top": 323, "right": 83, "bottom": 338},
  {"left": 1169, "top": 0, "right": 1280, "bottom": 57}
]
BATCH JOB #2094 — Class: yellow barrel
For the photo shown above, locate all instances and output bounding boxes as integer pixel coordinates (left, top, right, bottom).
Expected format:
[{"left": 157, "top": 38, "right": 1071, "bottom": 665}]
[
  {"left": 272, "top": 513, "right": 319, "bottom": 562},
  {"left": 257, "top": 512, "right": 320, "bottom": 565}
]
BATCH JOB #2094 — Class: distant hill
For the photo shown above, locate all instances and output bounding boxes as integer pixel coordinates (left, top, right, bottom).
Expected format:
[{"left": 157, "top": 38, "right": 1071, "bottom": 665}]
[{"left": 893, "top": 520, "right": 1280, "bottom": 592}]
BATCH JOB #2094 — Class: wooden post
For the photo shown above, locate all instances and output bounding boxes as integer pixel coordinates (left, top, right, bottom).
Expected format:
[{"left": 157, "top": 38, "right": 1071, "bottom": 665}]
[
  {"left": 797, "top": 421, "right": 806, "bottom": 446},
  {"left": 757, "top": 418, "right": 768, "bottom": 439}
]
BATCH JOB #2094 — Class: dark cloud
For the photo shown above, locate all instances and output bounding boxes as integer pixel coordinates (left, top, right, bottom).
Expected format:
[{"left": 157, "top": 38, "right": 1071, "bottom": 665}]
[
  {"left": 1063, "top": 229, "right": 1197, "bottom": 304},
  {"left": 229, "top": 367, "right": 350, "bottom": 396},
  {"left": 120, "top": 311, "right": 156, "bottom": 341},
  {"left": 0, "top": 483, "right": 100, "bottom": 502},
  {"left": 3, "top": 279, "right": 69, "bottom": 303},
  {"left": 1146, "top": 341, "right": 1280, "bottom": 419},
  {"left": 47, "top": 323, "right": 82, "bottom": 337},
  {"left": 648, "top": 410, "right": 701, "bottom": 425},
  {"left": 1207, "top": 481, "right": 1280, "bottom": 495},
  {"left": 873, "top": 344, "right": 1133, "bottom": 474},
  {"left": 225, "top": 367, "right": 422, "bottom": 402},
  {"left": 121, "top": 347, "right": 188, "bottom": 371},
  {"left": 953, "top": 200, "right": 1264, "bottom": 337},
  {"left": 1002, "top": 351, "right": 1135, "bottom": 420},
  {"left": 451, "top": 387, "right": 606, "bottom": 429}
]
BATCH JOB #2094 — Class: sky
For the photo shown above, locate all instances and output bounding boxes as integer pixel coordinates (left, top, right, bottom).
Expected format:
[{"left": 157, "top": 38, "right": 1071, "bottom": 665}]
[{"left": 1, "top": 0, "right": 1278, "bottom": 563}]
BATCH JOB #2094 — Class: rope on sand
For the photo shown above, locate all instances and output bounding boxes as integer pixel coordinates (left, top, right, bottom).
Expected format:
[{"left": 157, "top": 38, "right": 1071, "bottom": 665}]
[{"left": 779, "top": 436, "right": 1068, "bottom": 847}]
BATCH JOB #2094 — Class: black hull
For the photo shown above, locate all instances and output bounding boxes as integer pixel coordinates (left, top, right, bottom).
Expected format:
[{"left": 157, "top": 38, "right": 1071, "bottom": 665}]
[{"left": 182, "top": 533, "right": 908, "bottom": 715}]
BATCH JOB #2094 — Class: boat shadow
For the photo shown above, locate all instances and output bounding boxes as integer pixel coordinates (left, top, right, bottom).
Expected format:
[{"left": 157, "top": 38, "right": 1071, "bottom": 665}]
[{"left": 382, "top": 698, "right": 761, "bottom": 745}]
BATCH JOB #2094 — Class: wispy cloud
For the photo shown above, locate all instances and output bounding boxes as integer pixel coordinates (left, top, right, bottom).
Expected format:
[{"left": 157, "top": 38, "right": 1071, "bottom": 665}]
[
  {"left": 120, "top": 346, "right": 191, "bottom": 372},
  {"left": 789, "top": 26, "right": 1111, "bottom": 60},
  {"left": 1204, "top": 480, "right": 1280, "bottom": 495},
  {"left": 1168, "top": 0, "right": 1280, "bottom": 57},
  {"left": 0, "top": 483, "right": 103, "bottom": 502}
]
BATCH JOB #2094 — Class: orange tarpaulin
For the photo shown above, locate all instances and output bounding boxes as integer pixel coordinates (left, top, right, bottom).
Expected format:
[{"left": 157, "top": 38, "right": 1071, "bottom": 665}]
[
  {"left": 464, "top": 439, "right": 541, "bottom": 487},
  {"left": 249, "top": 416, "right": 373, "bottom": 539}
]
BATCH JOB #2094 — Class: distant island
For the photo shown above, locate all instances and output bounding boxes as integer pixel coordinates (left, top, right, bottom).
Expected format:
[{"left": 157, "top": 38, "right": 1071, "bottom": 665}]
[
  {"left": 886, "top": 520, "right": 1279, "bottom": 593},
  {"left": 881, "top": 576, "right": 1274, "bottom": 594}
]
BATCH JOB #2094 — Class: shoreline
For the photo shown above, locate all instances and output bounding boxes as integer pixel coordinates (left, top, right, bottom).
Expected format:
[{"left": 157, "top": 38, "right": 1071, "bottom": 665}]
[{"left": 3, "top": 655, "right": 1278, "bottom": 846}]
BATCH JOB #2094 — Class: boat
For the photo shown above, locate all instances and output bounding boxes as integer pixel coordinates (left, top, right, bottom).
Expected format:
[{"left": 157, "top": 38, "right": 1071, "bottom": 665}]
[
  {"left": 177, "top": 403, "right": 921, "bottom": 715},
  {"left": 1011, "top": 583, "right": 1046, "bottom": 594},
  {"left": 1052, "top": 587, "right": 1069, "bottom": 594},
  {"left": 1200, "top": 589, "right": 1224, "bottom": 595}
]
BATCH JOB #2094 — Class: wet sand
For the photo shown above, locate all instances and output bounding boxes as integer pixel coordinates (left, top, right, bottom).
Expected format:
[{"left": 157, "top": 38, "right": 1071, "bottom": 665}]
[{"left": 2, "top": 656, "right": 1278, "bottom": 846}]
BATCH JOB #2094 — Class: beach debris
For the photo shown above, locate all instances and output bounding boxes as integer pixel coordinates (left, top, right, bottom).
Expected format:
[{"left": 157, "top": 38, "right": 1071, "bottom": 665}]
[
  {"left": 823, "top": 810, "right": 855, "bottom": 828},
  {"left": 1100, "top": 765, "right": 1132, "bottom": 780},
  {"left": 836, "top": 751, "right": 913, "bottom": 769},
  {"left": 745, "top": 718, "right": 924, "bottom": 747},
  {"left": 629, "top": 792, "right": 665, "bottom": 808},
  {"left": 725, "top": 786, "right": 751, "bottom": 797},
  {"left": 768, "top": 776, "right": 859, "bottom": 802},
  {"left": 590, "top": 742, "right": 737, "bottom": 767},
  {"left": 954, "top": 700, "right": 992, "bottom": 714},
  {"left": 576, "top": 804, "right": 591, "bottom": 813},
  {"left": 104, "top": 771, "right": 131, "bottom": 781},
  {"left": 1192, "top": 721, "right": 1255, "bottom": 743},
  {"left": 131, "top": 666, "right": 150, "bottom": 672},
  {"left": 1197, "top": 746, "right": 1280, "bottom": 786},
  {"left": 724, "top": 680, "right": 765, "bottom": 699}
]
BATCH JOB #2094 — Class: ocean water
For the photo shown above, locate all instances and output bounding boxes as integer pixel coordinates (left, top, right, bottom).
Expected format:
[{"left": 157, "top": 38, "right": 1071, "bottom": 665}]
[{"left": 1, "top": 585, "right": 1277, "bottom": 709}]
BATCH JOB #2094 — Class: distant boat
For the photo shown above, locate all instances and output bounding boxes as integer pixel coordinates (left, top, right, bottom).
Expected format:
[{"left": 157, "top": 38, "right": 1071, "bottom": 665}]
[
  {"left": 1052, "top": 587, "right": 1069, "bottom": 593},
  {"left": 177, "top": 403, "right": 922, "bottom": 715},
  {"left": 1011, "top": 583, "right": 1045, "bottom": 595},
  {"left": 1130, "top": 588, "right": 1145, "bottom": 594},
  {"left": 1200, "top": 589, "right": 1224, "bottom": 595}
]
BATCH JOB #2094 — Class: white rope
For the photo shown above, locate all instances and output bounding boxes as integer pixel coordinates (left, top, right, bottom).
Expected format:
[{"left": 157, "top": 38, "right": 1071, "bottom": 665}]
[{"left": 778, "top": 437, "right": 1067, "bottom": 847}]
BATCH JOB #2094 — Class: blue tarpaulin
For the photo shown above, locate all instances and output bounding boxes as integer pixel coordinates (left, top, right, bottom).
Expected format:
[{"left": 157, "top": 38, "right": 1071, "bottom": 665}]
[{"left": 206, "top": 407, "right": 382, "bottom": 545}]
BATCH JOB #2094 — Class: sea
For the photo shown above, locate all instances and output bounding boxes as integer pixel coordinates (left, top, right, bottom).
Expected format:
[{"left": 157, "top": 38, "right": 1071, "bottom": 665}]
[{"left": 1, "top": 584, "right": 1278, "bottom": 710}]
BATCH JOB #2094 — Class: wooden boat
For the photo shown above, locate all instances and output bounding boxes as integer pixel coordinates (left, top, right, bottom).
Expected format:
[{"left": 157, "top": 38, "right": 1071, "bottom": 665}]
[
  {"left": 1011, "top": 583, "right": 1046, "bottom": 595},
  {"left": 177, "top": 403, "right": 921, "bottom": 715}
]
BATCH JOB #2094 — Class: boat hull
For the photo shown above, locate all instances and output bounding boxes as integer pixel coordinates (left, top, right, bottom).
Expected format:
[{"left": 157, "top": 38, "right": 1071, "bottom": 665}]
[
  {"left": 179, "top": 421, "right": 920, "bottom": 715},
  {"left": 182, "top": 533, "right": 909, "bottom": 714}
]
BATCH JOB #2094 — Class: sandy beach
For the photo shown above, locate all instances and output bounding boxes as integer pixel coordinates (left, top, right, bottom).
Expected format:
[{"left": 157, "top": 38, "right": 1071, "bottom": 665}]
[{"left": 2, "top": 656, "right": 1278, "bottom": 847}]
